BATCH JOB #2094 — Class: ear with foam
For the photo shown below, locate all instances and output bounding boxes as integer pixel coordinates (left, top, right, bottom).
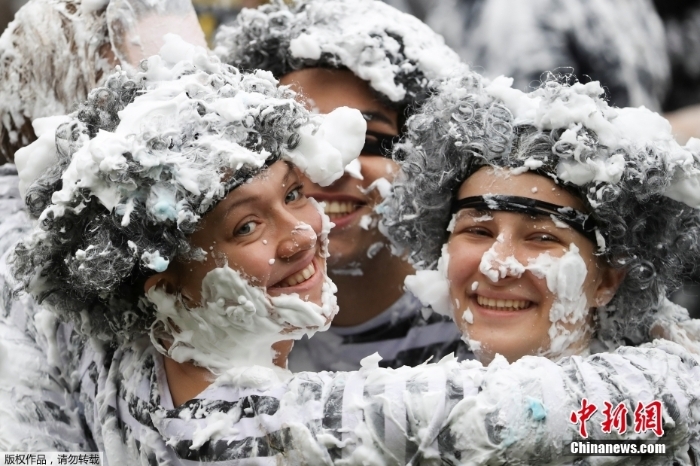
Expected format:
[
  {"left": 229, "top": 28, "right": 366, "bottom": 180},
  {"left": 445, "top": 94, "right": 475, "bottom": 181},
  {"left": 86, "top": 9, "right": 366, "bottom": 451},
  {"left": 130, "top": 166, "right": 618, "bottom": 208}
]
[{"left": 593, "top": 266, "right": 626, "bottom": 307}]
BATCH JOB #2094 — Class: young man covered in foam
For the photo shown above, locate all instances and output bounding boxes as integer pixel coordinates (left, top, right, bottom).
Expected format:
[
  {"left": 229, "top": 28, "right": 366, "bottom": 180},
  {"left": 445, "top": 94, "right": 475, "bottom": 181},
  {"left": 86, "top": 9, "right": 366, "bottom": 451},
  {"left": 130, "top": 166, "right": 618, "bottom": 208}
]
[
  {"left": 383, "top": 72, "right": 700, "bottom": 377},
  {"left": 215, "top": 0, "right": 472, "bottom": 372},
  {"left": 4, "top": 42, "right": 700, "bottom": 464}
]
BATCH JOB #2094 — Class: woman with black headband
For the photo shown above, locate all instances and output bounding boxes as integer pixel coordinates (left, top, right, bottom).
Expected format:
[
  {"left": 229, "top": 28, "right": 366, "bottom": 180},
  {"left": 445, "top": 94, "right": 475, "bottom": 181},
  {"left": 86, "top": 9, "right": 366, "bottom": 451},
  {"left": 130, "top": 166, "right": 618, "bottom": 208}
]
[{"left": 383, "top": 72, "right": 700, "bottom": 366}]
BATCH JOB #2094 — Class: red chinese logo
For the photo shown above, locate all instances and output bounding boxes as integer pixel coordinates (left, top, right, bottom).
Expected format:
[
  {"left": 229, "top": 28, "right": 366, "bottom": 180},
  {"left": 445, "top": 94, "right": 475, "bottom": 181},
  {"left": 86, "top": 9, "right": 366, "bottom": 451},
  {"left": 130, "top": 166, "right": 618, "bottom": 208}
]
[
  {"left": 601, "top": 401, "right": 628, "bottom": 434},
  {"left": 633, "top": 400, "right": 664, "bottom": 437},
  {"left": 570, "top": 398, "right": 597, "bottom": 438},
  {"left": 570, "top": 399, "right": 664, "bottom": 438}
]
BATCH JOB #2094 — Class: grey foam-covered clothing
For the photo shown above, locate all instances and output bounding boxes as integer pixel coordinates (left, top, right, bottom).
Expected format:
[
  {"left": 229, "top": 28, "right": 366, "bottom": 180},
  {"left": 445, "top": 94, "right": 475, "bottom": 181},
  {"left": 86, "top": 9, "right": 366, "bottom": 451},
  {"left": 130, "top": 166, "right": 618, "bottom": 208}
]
[
  {"left": 3, "top": 302, "right": 700, "bottom": 463},
  {"left": 288, "top": 292, "right": 471, "bottom": 372},
  {"left": 0, "top": 165, "right": 91, "bottom": 450},
  {"left": 2, "top": 168, "right": 700, "bottom": 463}
]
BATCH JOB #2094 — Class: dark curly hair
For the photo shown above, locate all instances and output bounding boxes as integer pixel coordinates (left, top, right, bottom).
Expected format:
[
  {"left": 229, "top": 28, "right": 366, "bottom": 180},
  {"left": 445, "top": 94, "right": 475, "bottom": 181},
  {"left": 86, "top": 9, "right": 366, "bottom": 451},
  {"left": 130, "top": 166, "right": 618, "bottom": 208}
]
[
  {"left": 214, "top": 0, "right": 464, "bottom": 124},
  {"left": 382, "top": 73, "right": 700, "bottom": 350},
  {"left": 11, "top": 50, "right": 313, "bottom": 342}
]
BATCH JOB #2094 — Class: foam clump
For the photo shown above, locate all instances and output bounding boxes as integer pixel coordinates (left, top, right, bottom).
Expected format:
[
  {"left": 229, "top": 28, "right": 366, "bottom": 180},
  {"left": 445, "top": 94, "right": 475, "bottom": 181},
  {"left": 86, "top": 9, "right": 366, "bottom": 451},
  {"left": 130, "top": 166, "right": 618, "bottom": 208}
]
[
  {"left": 484, "top": 75, "right": 700, "bottom": 198},
  {"left": 214, "top": 0, "right": 465, "bottom": 106},
  {"left": 32, "top": 35, "right": 364, "bottom": 227}
]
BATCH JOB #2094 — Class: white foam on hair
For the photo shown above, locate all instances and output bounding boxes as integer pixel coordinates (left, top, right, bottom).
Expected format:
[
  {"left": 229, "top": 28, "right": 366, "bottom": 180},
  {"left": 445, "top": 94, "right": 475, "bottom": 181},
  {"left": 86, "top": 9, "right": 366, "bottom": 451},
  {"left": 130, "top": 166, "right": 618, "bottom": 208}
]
[
  {"left": 17, "top": 35, "right": 366, "bottom": 272},
  {"left": 272, "top": 0, "right": 463, "bottom": 102},
  {"left": 286, "top": 106, "right": 366, "bottom": 187},
  {"left": 483, "top": 75, "right": 700, "bottom": 208}
]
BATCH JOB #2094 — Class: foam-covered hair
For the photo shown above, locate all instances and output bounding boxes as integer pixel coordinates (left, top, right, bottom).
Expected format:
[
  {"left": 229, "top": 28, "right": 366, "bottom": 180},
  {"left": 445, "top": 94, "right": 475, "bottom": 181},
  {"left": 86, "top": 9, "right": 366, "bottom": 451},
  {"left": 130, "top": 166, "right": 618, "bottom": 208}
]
[
  {"left": 11, "top": 38, "right": 363, "bottom": 342},
  {"left": 0, "top": 0, "right": 204, "bottom": 163},
  {"left": 214, "top": 0, "right": 464, "bottom": 112},
  {"left": 382, "top": 72, "right": 700, "bottom": 350}
]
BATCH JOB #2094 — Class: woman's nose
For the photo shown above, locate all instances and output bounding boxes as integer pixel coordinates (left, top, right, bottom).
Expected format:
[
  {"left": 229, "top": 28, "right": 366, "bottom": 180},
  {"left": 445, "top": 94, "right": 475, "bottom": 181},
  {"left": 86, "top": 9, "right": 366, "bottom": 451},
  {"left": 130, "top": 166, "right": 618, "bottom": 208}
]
[
  {"left": 276, "top": 221, "right": 318, "bottom": 260},
  {"left": 479, "top": 235, "right": 525, "bottom": 282}
]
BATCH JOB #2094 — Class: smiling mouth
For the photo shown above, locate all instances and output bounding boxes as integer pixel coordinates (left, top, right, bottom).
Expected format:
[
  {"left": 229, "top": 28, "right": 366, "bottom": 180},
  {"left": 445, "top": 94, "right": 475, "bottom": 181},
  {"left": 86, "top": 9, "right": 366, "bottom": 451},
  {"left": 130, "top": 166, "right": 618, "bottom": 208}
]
[
  {"left": 277, "top": 262, "right": 316, "bottom": 288},
  {"left": 323, "top": 200, "right": 363, "bottom": 221},
  {"left": 476, "top": 295, "right": 532, "bottom": 311}
]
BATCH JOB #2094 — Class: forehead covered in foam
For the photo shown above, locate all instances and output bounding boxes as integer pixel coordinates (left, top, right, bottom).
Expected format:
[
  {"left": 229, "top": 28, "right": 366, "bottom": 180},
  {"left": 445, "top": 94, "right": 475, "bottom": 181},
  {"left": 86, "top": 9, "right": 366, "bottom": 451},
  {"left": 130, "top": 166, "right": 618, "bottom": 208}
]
[{"left": 215, "top": 0, "right": 464, "bottom": 104}]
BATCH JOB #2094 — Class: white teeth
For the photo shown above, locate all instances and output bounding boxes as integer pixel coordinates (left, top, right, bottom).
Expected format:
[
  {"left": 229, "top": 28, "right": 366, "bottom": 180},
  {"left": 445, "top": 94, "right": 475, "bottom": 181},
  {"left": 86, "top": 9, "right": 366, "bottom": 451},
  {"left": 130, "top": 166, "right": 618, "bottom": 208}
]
[
  {"left": 476, "top": 295, "right": 530, "bottom": 310},
  {"left": 279, "top": 262, "right": 316, "bottom": 288},
  {"left": 324, "top": 201, "right": 360, "bottom": 220}
]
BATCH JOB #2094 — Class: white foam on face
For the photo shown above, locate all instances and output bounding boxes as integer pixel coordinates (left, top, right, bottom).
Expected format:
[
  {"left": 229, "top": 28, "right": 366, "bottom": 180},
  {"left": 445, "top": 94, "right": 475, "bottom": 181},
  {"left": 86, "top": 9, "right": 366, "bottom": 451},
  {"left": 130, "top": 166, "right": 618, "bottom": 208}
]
[
  {"left": 446, "top": 214, "right": 457, "bottom": 233},
  {"left": 147, "top": 203, "right": 337, "bottom": 382},
  {"left": 525, "top": 245, "right": 591, "bottom": 359},
  {"left": 478, "top": 241, "right": 526, "bottom": 283},
  {"left": 436, "top": 230, "right": 593, "bottom": 360},
  {"left": 549, "top": 215, "right": 570, "bottom": 229},
  {"left": 404, "top": 244, "right": 453, "bottom": 317},
  {"left": 361, "top": 177, "right": 393, "bottom": 199},
  {"left": 462, "top": 308, "right": 474, "bottom": 324},
  {"left": 367, "top": 242, "right": 384, "bottom": 259},
  {"left": 344, "top": 158, "right": 363, "bottom": 180},
  {"left": 359, "top": 215, "right": 372, "bottom": 230},
  {"left": 330, "top": 266, "right": 363, "bottom": 276},
  {"left": 147, "top": 263, "right": 336, "bottom": 379},
  {"left": 474, "top": 214, "right": 493, "bottom": 223}
]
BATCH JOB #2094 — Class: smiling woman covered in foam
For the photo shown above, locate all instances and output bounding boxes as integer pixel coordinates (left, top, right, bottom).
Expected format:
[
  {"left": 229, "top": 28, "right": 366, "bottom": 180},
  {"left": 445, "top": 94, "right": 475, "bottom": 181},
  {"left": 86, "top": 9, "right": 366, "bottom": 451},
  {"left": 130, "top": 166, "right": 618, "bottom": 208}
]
[
  {"left": 11, "top": 34, "right": 366, "bottom": 396},
  {"left": 383, "top": 72, "right": 700, "bottom": 366}
]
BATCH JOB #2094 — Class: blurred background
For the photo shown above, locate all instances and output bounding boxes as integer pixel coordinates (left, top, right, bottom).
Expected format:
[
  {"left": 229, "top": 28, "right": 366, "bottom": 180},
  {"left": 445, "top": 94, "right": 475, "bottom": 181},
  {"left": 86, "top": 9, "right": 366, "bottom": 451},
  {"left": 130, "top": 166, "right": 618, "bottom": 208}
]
[
  {"left": 2, "top": 0, "right": 700, "bottom": 316},
  {"left": 3, "top": 0, "right": 698, "bottom": 115}
]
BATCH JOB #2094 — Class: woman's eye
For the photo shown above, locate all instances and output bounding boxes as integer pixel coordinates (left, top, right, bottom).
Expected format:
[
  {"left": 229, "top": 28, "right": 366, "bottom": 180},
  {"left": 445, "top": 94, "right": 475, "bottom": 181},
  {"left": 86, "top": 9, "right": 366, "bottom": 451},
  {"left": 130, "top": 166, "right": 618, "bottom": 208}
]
[
  {"left": 461, "top": 226, "right": 493, "bottom": 238},
  {"left": 285, "top": 186, "right": 303, "bottom": 203},
  {"left": 530, "top": 233, "right": 559, "bottom": 243},
  {"left": 235, "top": 221, "right": 257, "bottom": 237}
]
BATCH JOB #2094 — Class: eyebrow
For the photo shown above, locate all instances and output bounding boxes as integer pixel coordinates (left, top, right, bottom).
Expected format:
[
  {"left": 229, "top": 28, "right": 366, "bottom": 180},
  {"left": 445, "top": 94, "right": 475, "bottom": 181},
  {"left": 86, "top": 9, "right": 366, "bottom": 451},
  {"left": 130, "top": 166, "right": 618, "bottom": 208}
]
[
  {"left": 458, "top": 205, "right": 570, "bottom": 223},
  {"left": 361, "top": 111, "right": 397, "bottom": 129},
  {"left": 222, "top": 163, "right": 296, "bottom": 219},
  {"left": 281, "top": 161, "right": 295, "bottom": 185}
]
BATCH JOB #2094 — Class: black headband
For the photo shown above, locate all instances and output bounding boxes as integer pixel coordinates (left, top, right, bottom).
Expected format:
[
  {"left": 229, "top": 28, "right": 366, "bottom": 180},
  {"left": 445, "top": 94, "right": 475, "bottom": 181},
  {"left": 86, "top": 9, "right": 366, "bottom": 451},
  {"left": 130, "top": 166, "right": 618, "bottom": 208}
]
[{"left": 451, "top": 195, "right": 600, "bottom": 245}]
